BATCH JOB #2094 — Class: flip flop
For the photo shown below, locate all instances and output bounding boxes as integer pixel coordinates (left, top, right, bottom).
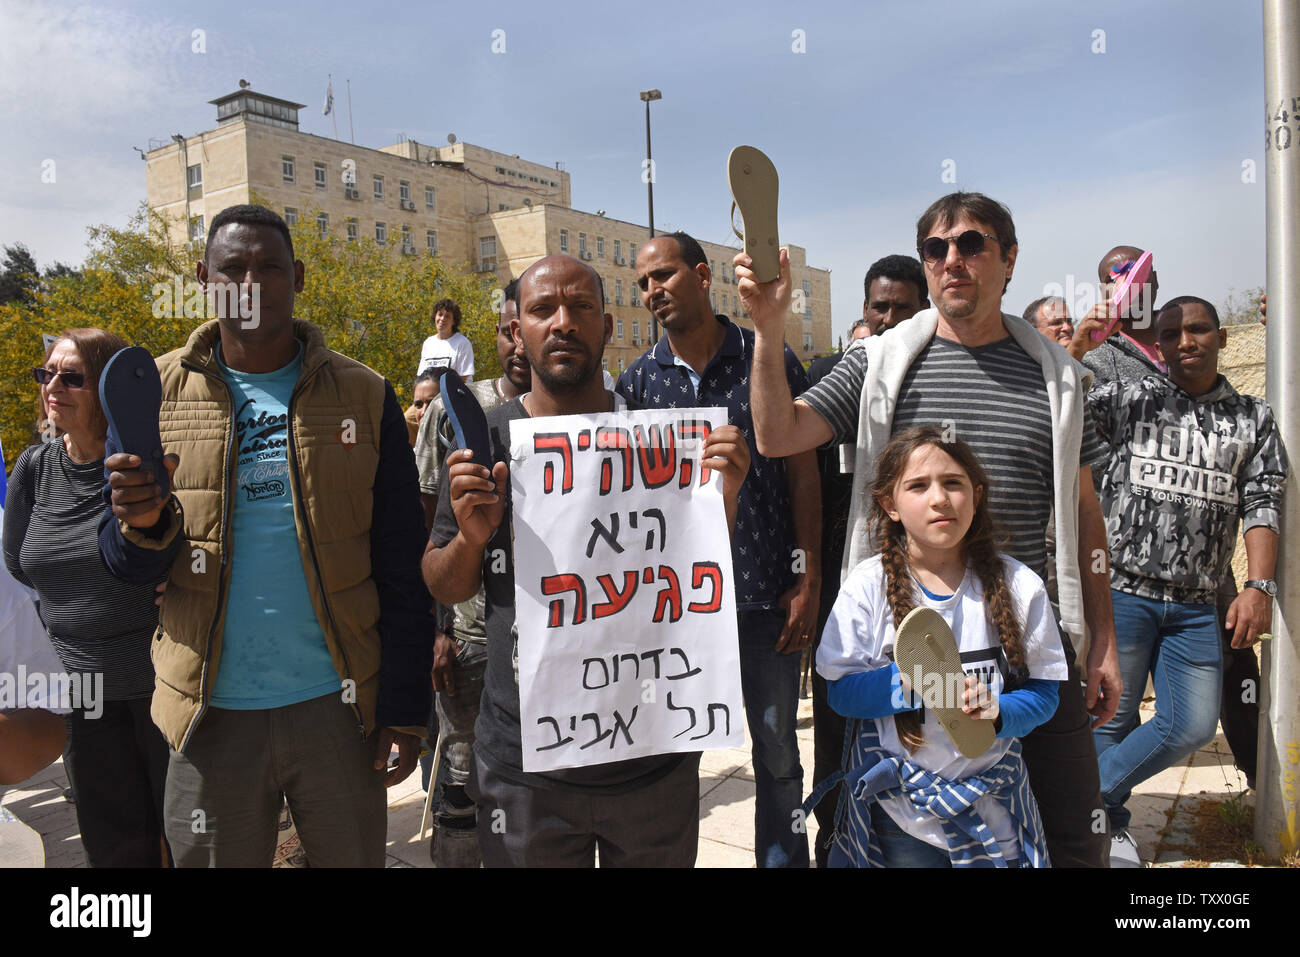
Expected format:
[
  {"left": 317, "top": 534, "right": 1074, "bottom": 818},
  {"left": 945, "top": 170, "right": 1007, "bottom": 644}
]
[
  {"left": 892, "top": 606, "right": 994, "bottom": 759},
  {"left": 727, "top": 145, "right": 780, "bottom": 283},
  {"left": 98, "top": 346, "right": 168, "bottom": 497},
  {"left": 1092, "top": 250, "right": 1154, "bottom": 342}
]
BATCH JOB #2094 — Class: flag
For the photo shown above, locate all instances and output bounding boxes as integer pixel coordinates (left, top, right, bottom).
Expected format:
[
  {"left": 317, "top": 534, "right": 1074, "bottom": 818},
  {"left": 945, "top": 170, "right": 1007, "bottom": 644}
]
[{"left": 323, "top": 80, "right": 334, "bottom": 116}]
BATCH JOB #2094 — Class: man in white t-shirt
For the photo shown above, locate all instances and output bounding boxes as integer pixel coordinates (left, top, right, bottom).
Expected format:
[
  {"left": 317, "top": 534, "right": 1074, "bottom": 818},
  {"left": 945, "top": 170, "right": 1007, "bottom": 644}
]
[{"left": 418, "top": 298, "right": 476, "bottom": 381}]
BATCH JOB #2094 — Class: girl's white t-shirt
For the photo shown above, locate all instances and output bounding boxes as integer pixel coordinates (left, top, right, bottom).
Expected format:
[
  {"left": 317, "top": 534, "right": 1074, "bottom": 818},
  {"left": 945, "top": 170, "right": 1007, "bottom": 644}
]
[
  {"left": 817, "top": 554, "right": 1067, "bottom": 857},
  {"left": 418, "top": 332, "right": 475, "bottom": 381}
]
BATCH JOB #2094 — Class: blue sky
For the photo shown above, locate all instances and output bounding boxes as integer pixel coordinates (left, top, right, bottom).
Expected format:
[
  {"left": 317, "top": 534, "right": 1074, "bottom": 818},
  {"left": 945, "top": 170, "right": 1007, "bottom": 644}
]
[{"left": 0, "top": 0, "right": 1270, "bottom": 340}]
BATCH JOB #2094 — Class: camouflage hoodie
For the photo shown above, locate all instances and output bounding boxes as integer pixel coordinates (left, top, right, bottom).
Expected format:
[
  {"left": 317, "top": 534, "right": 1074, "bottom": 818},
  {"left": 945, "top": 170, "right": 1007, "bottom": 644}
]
[{"left": 1088, "top": 374, "right": 1287, "bottom": 604}]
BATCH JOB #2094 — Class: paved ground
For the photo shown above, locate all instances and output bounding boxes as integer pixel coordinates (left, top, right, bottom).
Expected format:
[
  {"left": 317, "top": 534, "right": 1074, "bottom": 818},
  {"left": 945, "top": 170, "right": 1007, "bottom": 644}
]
[{"left": 0, "top": 693, "right": 1260, "bottom": 868}]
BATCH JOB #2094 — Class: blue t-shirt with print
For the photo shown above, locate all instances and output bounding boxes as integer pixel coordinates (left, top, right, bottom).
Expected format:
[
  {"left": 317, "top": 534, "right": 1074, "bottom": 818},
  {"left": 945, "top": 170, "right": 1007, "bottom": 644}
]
[{"left": 209, "top": 343, "right": 341, "bottom": 709}]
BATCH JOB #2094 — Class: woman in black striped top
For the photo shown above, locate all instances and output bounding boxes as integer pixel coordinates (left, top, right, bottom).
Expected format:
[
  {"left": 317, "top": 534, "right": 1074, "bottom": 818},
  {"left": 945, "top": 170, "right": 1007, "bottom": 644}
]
[{"left": 3, "top": 328, "right": 170, "bottom": 867}]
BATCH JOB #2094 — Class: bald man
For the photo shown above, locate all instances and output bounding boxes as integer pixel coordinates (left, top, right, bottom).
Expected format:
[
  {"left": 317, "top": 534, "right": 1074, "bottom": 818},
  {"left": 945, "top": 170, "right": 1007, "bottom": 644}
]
[{"left": 422, "top": 255, "right": 751, "bottom": 867}]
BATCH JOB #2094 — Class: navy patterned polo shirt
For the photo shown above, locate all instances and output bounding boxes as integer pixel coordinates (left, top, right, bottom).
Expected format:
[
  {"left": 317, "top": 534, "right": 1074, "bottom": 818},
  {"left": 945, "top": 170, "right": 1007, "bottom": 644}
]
[{"left": 616, "top": 316, "right": 810, "bottom": 610}]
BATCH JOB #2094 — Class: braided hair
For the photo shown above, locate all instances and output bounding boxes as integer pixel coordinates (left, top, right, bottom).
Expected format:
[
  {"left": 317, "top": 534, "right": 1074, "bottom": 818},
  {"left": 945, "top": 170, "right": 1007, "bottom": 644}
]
[{"left": 868, "top": 426, "right": 1027, "bottom": 752}]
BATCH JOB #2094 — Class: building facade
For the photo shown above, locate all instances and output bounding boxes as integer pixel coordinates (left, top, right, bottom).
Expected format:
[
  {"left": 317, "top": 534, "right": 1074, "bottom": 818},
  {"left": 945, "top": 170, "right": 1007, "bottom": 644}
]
[{"left": 146, "top": 88, "right": 832, "bottom": 372}]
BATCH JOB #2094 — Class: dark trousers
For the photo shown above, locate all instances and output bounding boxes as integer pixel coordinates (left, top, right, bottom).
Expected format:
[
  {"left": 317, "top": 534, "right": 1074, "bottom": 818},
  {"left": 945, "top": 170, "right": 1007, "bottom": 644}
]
[
  {"left": 1019, "top": 634, "right": 1110, "bottom": 867},
  {"left": 469, "top": 753, "right": 701, "bottom": 867},
  {"left": 811, "top": 578, "right": 847, "bottom": 868},
  {"left": 64, "top": 697, "right": 169, "bottom": 868},
  {"left": 1217, "top": 591, "right": 1260, "bottom": 786},
  {"left": 163, "top": 692, "right": 386, "bottom": 868}
]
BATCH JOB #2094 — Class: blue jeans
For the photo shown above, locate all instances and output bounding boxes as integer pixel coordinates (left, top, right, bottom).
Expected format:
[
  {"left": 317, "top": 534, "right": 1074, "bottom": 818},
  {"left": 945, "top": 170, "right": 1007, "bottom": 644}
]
[
  {"left": 738, "top": 607, "right": 809, "bottom": 868},
  {"left": 1094, "top": 589, "right": 1222, "bottom": 831},
  {"left": 868, "top": 803, "right": 951, "bottom": 868}
]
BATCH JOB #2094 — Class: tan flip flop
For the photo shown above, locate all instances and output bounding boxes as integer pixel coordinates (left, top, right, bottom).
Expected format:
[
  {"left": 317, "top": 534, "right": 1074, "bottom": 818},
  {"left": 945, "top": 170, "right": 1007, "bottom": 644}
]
[
  {"left": 893, "top": 606, "right": 994, "bottom": 759},
  {"left": 727, "top": 145, "right": 780, "bottom": 283}
]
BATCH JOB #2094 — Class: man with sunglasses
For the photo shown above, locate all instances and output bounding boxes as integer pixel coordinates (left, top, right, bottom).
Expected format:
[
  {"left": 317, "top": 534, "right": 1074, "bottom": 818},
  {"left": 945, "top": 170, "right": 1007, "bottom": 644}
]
[{"left": 742, "top": 191, "right": 1122, "bottom": 867}]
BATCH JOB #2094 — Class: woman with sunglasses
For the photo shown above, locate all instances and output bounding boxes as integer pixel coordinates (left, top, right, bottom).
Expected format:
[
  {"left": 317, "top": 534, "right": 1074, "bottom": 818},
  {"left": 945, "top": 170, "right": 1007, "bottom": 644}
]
[{"left": 2, "top": 328, "right": 170, "bottom": 867}]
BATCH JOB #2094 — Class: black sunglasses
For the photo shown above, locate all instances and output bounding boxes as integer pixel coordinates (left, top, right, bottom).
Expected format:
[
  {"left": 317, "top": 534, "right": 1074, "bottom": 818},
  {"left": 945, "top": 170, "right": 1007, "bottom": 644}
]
[
  {"left": 918, "top": 230, "right": 1000, "bottom": 264},
  {"left": 33, "top": 368, "right": 87, "bottom": 389}
]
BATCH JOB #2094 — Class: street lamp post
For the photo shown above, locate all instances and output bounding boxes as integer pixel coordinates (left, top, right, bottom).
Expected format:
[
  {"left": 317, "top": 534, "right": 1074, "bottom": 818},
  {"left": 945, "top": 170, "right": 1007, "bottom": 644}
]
[{"left": 640, "top": 88, "right": 662, "bottom": 340}]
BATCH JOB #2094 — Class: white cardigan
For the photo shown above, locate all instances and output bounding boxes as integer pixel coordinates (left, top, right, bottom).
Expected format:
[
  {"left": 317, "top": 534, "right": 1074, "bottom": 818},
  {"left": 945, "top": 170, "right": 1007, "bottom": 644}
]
[{"left": 838, "top": 308, "right": 1095, "bottom": 657}]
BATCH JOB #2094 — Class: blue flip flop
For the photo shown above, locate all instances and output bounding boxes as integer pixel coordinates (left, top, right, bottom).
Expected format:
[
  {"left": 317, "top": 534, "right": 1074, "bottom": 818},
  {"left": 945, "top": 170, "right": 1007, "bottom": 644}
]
[{"left": 98, "top": 346, "right": 168, "bottom": 497}]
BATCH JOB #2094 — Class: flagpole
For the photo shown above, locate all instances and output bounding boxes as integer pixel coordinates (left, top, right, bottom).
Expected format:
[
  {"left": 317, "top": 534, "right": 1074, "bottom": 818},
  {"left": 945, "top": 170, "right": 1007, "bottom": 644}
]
[
  {"left": 347, "top": 78, "right": 355, "bottom": 145},
  {"left": 329, "top": 73, "right": 338, "bottom": 140}
]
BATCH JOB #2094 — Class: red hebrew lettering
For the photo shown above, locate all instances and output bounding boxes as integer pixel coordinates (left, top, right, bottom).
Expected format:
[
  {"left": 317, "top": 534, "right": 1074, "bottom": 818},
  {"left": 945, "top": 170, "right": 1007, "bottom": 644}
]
[
  {"left": 534, "top": 433, "right": 574, "bottom": 494},
  {"left": 635, "top": 424, "right": 677, "bottom": 488},
  {"left": 643, "top": 566, "right": 655, "bottom": 584},
  {"left": 679, "top": 460, "right": 693, "bottom": 486},
  {"left": 541, "top": 573, "right": 586, "bottom": 627},
  {"left": 677, "top": 419, "right": 713, "bottom": 485},
  {"left": 592, "top": 570, "right": 639, "bottom": 619},
  {"left": 652, "top": 564, "right": 683, "bottom": 623},
  {"left": 687, "top": 561, "right": 723, "bottom": 613},
  {"left": 577, "top": 429, "right": 591, "bottom": 450},
  {"left": 595, "top": 427, "right": 633, "bottom": 496}
]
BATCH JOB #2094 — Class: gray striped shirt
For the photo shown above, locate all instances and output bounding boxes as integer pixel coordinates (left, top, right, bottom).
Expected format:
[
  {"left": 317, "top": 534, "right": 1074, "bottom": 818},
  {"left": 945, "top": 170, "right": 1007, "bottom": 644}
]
[{"left": 801, "top": 335, "right": 1107, "bottom": 581}]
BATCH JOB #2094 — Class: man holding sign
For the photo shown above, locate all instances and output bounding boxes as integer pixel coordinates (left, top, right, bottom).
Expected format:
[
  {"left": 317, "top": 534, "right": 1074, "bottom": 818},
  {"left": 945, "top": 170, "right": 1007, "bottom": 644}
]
[{"left": 423, "top": 254, "right": 751, "bottom": 867}]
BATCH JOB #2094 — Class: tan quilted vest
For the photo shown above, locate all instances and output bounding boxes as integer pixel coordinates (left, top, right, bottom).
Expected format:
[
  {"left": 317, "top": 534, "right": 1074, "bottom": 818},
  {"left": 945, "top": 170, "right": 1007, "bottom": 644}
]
[{"left": 138, "top": 319, "right": 386, "bottom": 750}]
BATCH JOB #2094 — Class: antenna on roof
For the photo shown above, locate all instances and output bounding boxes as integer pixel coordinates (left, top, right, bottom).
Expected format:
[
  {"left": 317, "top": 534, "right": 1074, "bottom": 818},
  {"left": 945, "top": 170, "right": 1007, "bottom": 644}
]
[{"left": 238, "top": 78, "right": 250, "bottom": 89}]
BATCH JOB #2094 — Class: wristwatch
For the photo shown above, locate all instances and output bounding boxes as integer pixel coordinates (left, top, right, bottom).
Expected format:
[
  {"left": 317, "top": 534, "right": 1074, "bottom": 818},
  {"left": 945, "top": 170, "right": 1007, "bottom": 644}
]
[{"left": 1245, "top": 579, "right": 1277, "bottom": 597}]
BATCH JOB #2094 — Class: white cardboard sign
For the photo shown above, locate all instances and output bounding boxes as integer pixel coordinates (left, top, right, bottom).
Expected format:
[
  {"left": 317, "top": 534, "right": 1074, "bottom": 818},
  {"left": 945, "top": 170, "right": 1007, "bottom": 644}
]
[{"left": 510, "top": 406, "right": 744, "bottom": 772}]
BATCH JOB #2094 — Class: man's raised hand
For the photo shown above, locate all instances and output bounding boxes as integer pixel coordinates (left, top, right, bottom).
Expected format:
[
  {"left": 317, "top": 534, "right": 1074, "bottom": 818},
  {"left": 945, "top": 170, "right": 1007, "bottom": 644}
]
[
  {"left": 446, "top": 448, "right": 507, "bottom": 550},
  {"left": 734, "top": 247, "right": 792, "bottom": 338}
]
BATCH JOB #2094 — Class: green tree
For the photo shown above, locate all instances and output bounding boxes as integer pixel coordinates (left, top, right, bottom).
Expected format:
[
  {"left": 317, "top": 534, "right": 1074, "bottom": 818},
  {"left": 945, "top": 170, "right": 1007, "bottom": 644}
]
[
  {"left": 0, "top": 244, "right": 39, "bottom": 306},
  {"left": 1219, "top": 286, "right": 1265, "bottom": 326},
  {"left": 2, "top": 202, "right": 500, "bottom": 477}
]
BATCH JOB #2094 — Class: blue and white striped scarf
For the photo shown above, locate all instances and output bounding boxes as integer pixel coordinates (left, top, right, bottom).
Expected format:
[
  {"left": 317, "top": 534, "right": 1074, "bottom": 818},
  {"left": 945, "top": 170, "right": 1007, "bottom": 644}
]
[{"left": 804, "top": 721, "right": 1050, "bottom": 868}]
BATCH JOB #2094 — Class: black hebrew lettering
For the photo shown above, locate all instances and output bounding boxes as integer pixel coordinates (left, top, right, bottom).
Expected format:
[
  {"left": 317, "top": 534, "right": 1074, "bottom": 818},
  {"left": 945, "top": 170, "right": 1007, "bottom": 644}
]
[
  {"left": 640, "top": 647, "right": 665, "bottom": 678},
  {"left": 579, "top": 712, "right": 611, "bottom": 749},
  {"left": 642, "top": 507, "right": 666, "bottom": 551},
  {"left": 653, "top": 564, "right": 683, "bottom": 623},
  {"left": 582, "top": 657, "right": 610, "bottom": 690},
  {"left": 690, "top": 702, "right": 731, "bottom": 741},
  {"left": 667, "top": 692, "right": 697, "bottom": 738},
  {"left": 666, "top": 647, "right": 702, "bottom": 680},
  {"left": 586, "top": 513, "right": 624, "bottom": 558},
  {"left": 537, "top": 715, "right": 575, "bottom": 751}
]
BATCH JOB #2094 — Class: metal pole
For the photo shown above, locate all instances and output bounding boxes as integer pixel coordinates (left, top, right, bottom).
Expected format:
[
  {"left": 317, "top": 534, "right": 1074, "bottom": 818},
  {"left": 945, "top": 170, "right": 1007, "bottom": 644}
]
[
  {"left": 1257, "top": 0, "right": 1300, "bottom": 863},
  {"left": 645, "top": 98, "right": 658, "bottom": 340},
  {"left": 347, "top": 78, "right": 355, "bottom": 145}
]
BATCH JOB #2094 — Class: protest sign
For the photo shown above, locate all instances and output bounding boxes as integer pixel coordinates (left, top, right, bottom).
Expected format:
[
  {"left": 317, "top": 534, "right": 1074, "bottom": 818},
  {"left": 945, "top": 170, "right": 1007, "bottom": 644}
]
[{"left": 510, "top": 406, "right": 744, "bottom": 772}]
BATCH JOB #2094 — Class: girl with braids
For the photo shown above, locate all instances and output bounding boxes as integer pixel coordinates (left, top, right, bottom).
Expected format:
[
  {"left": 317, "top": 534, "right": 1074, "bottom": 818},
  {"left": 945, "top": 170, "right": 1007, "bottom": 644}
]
[{"left": 814, "top": 426, "right": 1067, "bottom": 867}]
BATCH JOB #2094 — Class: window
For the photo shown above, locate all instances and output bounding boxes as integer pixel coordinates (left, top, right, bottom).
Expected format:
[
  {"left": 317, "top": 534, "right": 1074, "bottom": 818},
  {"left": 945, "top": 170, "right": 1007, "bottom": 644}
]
[
  {"left": 498, "top": 204, "right": 509, "bottom": 211},
  {"left": 425, "top": 186, "right": 436, "bottom": 210},
  {"left": 426, "top": 230, "right": 438, "bottom": 254},
  {"left": 803, "top": 332, "right": 813, "bottom": 351},
  {"left": 613, "top": 239, "right": 621, "bottom": 261},
  {"left": 802, "top": 279, "right": 812, "bottom": 298},
  {"left": 346, "top": 218, "right": 358, "bottom": 242},
  {"left": 632, "top": 320, "right": 640, "bottom": 345},
  {"left": 316, "top": 212, "right": 329, "bottom": 238},
  {"left": 281, "top": 156, "right": 295, "bottom": 183},
  {"left": 631, "top": 286, "right": 640, "bottom": 306},
  {"left": 190, "top": 215, "right": 205, "bottom": 241},
  {"left": 284, "top": 207, "right": 298, "bottom": 227},
  {"left": 578, "top": 232, "right": 588, "bottom": 255},
  {"left": 596, "top": 236, "right": 605, "bottom": 259},
  {"left": 616, "top": 319, "right": 625, "bottom": 340},
  {"left": 401, "top": 224, "right": 413, "bottom": 252},
  {"left": 314, "top": 162, "right": 326, "bottom": 189},
  {"left": 801, "top": 279, "right": 812, "bottom": 314},
  {"left": 373, "top": 175, "right": 384, "bottom": 200},
  {"left": 186, "top": 163, "right": 203, "bottom": 195},
  {"left": 629, "top": 243, "right": 637, "bottom": 265},
  {"left": 375, "top": 222, "right": 386, "bottom": 246},
  {"left": 615, "top": 279, "right": 623, "bottom": 305},
  {"left": 479, "top": 236, "right": 497, "bottom": 271},
  {"left": 399, "top": 181, "right": 410, "bottom": 203},
  {"left": 710, "top": 260, "right": 716, "bottom": 276},
  {"left": 559, "top": 229, "right": 569, "bottom": 253}
]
